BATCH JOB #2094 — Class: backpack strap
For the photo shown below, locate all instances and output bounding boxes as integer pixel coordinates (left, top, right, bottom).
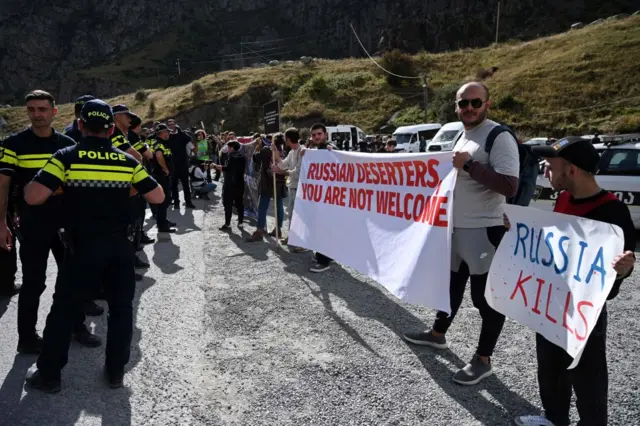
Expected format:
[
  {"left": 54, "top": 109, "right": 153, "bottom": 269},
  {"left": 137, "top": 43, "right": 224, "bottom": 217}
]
[{"left": 484, "top": 125, "right": 519, "bottom": 154}]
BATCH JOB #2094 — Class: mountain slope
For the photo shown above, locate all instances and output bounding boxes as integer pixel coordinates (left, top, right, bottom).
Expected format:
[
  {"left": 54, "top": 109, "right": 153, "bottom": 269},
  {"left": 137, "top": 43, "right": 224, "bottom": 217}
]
[
  {"left": 1, "top": 0, "right": 637, "bottom": 104},
  {"left": 1, "top": 16, "right": 639, "bottom": 137}
]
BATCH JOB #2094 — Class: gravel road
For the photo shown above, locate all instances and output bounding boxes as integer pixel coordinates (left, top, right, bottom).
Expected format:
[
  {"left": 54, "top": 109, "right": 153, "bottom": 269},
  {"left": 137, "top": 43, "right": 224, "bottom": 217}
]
[{"left": 0, "top": 195, "right": 638, "bottom": 425}]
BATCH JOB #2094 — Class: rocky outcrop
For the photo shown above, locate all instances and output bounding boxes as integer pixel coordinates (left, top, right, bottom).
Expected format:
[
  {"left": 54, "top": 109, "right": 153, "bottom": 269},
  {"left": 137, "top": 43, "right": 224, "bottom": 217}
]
[{"left": 0, "top": 0, "right": 637, "bottom": 104}]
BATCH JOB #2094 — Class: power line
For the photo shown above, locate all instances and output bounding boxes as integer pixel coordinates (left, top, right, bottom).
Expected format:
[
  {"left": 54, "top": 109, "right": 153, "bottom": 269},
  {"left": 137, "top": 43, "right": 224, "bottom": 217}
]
[
  {"left": 349, "top": 23, "right": 422, "bottom": 80},
  {"left": 240, "top": 32, "right": 320, "bottom": 46},
  {"left": 534, "top": 95, "right": 640, "bottom": 116}
]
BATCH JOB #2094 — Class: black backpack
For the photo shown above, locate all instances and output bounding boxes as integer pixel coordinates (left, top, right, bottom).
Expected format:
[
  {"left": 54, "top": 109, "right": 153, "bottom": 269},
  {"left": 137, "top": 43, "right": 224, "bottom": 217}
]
[{"left": 453, "top": 124, "right": 540, "bottom": 206}]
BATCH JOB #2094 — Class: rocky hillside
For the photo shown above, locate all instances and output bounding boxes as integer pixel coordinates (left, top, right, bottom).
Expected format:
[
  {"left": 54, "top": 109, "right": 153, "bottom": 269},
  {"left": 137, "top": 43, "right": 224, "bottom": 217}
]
[
  {"left": 1, "top": 16, "right": 639, "bottom": 138},
  {"left": 0, "top": 0, "right": 638, "bottom": 104}
]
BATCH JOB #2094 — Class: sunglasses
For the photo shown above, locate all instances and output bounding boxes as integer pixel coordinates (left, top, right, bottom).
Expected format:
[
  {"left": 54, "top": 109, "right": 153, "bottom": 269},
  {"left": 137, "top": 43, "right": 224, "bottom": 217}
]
[{"left": 456, "top": 98, "right": 485, "bottom": 109}]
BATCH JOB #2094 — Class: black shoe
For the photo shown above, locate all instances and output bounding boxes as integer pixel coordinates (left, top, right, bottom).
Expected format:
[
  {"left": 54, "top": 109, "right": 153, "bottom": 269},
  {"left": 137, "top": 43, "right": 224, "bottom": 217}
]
[
  {"left": 140, "top": 234, "right": 155, "bottom": 244},
  {"left": 219, "top": 224, "right": 231, "bottom": 231},
  {"left": 167, "top": 220, "right": 177, "bottom": 227},
  {"left": 17, "top": 335, "right": 43, "bottom": 355},
  {"left": 104, "top": 366, "right": 124, "bottom": 389},
  {"left": 185, "top": 202, "right": 196, "bottom": 209},
  {"left": 74, "top": 329, "right": 102, "bottom": 348},
  {"left": 83, "top": 300, "right": 104, "bottom": 317},
  {"left": 25, "top": 368, "right": 61, "bottom": 394},
  {"left": 134, "top": 257, "right": 150, "bottom": 268},
  {"left": 158, "top": 227, "right": 176, "bottom": 233},
  {"left": 135, "top": 273, "right": 144, "bottom": 281}
]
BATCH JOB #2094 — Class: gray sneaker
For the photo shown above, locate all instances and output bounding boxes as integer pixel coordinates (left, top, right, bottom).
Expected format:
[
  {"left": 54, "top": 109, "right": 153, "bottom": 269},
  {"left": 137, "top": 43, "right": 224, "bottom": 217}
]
[
  {"left": 402, "top": 329, "right": 448, "bottom": 349},
  {"left": 452, "top": 354, "right": 493, "bottom": 385},
  {"left": 514, "top": 415, "right": 556, "bottom": 426}
]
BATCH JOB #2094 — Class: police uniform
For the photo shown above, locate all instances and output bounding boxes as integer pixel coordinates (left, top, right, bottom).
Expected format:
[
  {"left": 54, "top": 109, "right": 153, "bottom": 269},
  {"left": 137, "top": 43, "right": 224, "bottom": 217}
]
[
  {"left": 0, "top": 136, "right": 18, "bottom": 298},
  {"left": 26, "top": 100, "right": 160, "bottom": 392},
  {"left": 151, "top": 125, "right": 175, "bottom": 232},
  {"left": 0, "top": 126, "right": 95, "bottom": 352},
  {"left": 64, "top": 95, "right": 95, "bottom": 143}
]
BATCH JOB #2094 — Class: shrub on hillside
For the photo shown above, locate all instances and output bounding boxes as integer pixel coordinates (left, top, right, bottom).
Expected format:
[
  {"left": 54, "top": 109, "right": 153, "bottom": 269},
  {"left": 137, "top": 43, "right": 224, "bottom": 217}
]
[
  {"left": 192, "top": 82, "right": 206, "bottom": 102},
  {"left": 379, "top": 49, "right": 418, "bottom": 87},
  {"left": 427, "top": 84, "right": 459, "bottom": 123},
  {"left": 135, "top": 88, "right": 148, "bottom": 102},
  {"left": 148, "top": 100, "right": 156, "bottom": 117}
]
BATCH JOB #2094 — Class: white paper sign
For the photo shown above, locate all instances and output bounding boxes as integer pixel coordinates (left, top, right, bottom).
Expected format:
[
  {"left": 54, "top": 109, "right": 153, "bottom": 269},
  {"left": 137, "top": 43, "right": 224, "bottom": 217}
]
[
  {"left": 288, "top": 150, "right": 457, "bottom": 313},
  {"left": 485, "top": 204, "right": 624, "bottom": 359}
]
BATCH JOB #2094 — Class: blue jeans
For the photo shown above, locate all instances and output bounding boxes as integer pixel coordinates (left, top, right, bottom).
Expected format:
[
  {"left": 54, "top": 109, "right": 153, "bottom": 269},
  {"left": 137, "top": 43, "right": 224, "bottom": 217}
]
[
  {"left": 194, "top": 183, "right": 217, "bottom": 194},
  {"left": 257, "top": 195, "right": 284, "bottom": 230}
]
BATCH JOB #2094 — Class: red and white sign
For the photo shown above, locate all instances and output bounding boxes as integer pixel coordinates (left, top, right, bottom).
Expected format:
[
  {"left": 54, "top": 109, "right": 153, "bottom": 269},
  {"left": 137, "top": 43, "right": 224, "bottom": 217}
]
[{"left": 289, "top": 150, "right": 457, "bottom": 313}]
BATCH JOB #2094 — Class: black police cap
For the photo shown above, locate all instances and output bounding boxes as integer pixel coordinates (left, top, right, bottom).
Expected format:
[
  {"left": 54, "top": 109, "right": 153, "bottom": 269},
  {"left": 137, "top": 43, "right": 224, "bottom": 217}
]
[{"left": 80, "top": 100, "right": 114, "bottom": 129}]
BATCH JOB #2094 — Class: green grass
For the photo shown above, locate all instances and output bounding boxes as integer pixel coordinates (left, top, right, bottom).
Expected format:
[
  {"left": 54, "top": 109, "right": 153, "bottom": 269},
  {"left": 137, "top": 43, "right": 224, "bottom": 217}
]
[{"left": 2, "top": 16, "right": 639, "bottom": 137}]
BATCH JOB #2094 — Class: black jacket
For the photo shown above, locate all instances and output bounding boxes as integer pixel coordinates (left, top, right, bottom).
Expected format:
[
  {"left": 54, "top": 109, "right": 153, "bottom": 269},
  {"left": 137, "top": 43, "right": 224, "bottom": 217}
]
[
  {"left": 222, "top": 151, "right": 246, "bottom": 190},
  {"left": 253, "top": 147, "right": 287, "bottom": 199}
]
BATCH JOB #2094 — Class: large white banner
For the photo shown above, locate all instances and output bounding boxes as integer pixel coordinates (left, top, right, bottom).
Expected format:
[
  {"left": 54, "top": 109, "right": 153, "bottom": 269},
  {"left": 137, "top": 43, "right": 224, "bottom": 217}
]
[
  {"left": 486, "top": 204, "right": 624, "bottom": 360},
  {"left": 288, "top": 150, "right": 457, "bottom": 313}
]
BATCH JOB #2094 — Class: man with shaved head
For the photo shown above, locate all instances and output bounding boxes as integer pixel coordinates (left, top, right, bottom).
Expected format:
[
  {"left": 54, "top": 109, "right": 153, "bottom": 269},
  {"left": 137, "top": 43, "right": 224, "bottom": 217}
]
[{"left": 404, "top": 81, "right": 520, "bottom": 385}]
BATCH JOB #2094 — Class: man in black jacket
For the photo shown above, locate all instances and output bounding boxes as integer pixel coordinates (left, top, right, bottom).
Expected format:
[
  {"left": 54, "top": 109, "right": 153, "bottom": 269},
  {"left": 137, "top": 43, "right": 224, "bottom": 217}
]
[
  {"left": 166, "top": 119, "right": 195, "bottom": 209},
  {"left": 515, "top": 137, "right": 636, "bottom": 426},
  {"left": 214, "top": 141, "right": 246, "bottom": 231}
]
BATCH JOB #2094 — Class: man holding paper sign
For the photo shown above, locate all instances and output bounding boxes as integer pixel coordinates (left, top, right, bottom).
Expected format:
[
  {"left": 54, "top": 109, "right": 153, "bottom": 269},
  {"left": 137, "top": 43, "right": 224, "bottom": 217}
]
[{"left": 504, "top": 137, "right": 636, "bottom": 426}]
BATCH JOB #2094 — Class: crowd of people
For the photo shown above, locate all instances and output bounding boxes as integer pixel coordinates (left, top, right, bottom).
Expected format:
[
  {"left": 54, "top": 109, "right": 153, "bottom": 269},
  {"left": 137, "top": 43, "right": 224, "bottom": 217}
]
[{"left": 0, "top": 79, "right": 636, "bottom": 426}]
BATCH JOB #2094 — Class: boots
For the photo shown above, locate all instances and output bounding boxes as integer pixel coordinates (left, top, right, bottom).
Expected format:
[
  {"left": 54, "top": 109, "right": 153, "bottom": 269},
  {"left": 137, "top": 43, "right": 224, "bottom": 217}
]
[{"left": 247, "top": 229, "right": 266, "bottom": 242}]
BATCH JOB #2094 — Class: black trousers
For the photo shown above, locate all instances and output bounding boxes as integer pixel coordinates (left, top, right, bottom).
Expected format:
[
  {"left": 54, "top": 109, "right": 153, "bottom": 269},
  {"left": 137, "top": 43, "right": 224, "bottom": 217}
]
[
  {"left": 129, "top": 195, "right": 146, "bottom": 248},
  {"left": 432, "top": 226, "right": 507, "bottom": 357},
  {"left": 0, "top": 239, "right": 17, "bottom": 294},
  {"left": 17, "top": 224, "right": 86, "bottom": 340},
  {"left": 154, "top": 174, "right": 172, "bottom": 228},
  {"left": 171, "top": 168, "right": 191, "bottom": 205},
  {"left": 537, "top": 307, "right": 608, "bottom": 426},
  {"left": 37, "top": 234, "right": 136, "bottom": 381},
  {"left": 223, "top": 187, "right": 244, "bottom": 225}
]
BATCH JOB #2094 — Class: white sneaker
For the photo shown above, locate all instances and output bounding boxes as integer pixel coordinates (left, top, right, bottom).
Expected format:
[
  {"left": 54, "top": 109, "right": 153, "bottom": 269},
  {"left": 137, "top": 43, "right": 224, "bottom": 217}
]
[{"left": 514, "top": 415, "right": 556, "bottom": 426}]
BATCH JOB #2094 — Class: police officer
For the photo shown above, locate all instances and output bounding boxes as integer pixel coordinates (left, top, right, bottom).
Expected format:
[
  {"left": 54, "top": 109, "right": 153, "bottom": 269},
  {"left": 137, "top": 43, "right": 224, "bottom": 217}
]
[
  {"left": 0, "top": 90, "right": 100, "bottom": 353},
  {"left": 110, "top": 104, "right": 143, "bottom": 162},
  {"left": 150, "top": 124, "right": 176, "bottom": 233},
  {"left": 63, "top": 95, "right": 95, "bottom": 142},
  {"left": 129, "top": 118, "right": 155, "bottom": 247},
  {"left": 24, "top": 99, "right": 165, "bottom": 393},
  {"left": 0, "top": 137, "right": 19, "bottom": 298}
]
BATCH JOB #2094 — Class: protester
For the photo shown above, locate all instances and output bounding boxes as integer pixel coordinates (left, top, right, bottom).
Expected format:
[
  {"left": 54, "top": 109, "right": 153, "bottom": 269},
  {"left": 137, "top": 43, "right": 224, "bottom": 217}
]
[
  {"left": 403, "top": 81, "right": 520, "bottom": 385},
  {"left": 272, "top": 127, "right": 307, "bottom": 250},
  {"left": 214, "top": 140, "right": 246, "bottom": 231},
  {"left": 189, "top": 159, "right": 216, "bottom": 200},
  {"left": 300, "top": 124, "right": 334, "bottom": 272},
  {"left": 514, "top": 137, "right": 636, "bottom": 426}
]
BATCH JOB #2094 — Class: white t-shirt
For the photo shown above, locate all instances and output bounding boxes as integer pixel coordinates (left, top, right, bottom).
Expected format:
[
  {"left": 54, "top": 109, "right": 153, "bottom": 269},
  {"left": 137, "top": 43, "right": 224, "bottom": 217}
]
[{"left": 452, "top": 119, "right": 520, "bottom": 228}]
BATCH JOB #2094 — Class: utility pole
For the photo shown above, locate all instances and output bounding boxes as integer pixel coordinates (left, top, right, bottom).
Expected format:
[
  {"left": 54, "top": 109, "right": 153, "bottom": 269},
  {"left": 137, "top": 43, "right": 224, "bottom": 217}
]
[
  {"left": 177, "top": 58, "right": 181, "bottom": 75},
  {"left": 495, "top": 1, "right": 501, "bottom": 44},
  {"left": 422, "top": 75, "right": 428, "bottom": 122}
]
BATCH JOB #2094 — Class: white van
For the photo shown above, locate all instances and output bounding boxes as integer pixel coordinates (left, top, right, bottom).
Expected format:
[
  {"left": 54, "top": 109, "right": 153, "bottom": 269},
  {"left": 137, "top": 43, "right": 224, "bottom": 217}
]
[
  {"left": 326, "top": 125, "right": 366, "bottom": 150},
  {"left": 393, "top": 123, "right": 442, "bottom": 153},
  {"left": 427, "top": 122, "right": 464, "bottom": 152}
]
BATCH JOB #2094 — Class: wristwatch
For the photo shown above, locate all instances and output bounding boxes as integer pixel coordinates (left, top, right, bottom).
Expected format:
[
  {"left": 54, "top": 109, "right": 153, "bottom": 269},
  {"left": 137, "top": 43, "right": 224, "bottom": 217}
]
[{"left": 463, "top": 159, "right": 474, "bottom": 173}]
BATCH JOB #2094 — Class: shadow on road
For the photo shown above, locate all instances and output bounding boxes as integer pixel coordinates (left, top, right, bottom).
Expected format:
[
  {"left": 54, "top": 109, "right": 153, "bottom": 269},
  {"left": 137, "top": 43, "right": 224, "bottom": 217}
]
[
  {"left": 0, "top": 275, "right": 156, "bottom": 425},
  {"left": 152, "top": 235, "right": 182, "bottom": 275},
  {"left": 283, "top": 260, "right": 540, "bottom": 425}
]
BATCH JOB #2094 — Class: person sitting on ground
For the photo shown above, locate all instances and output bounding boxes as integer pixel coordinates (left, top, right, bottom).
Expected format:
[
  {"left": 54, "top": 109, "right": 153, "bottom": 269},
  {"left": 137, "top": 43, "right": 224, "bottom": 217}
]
[{"left": 189, "top": 159, "right": 216, "bottom": 200}]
